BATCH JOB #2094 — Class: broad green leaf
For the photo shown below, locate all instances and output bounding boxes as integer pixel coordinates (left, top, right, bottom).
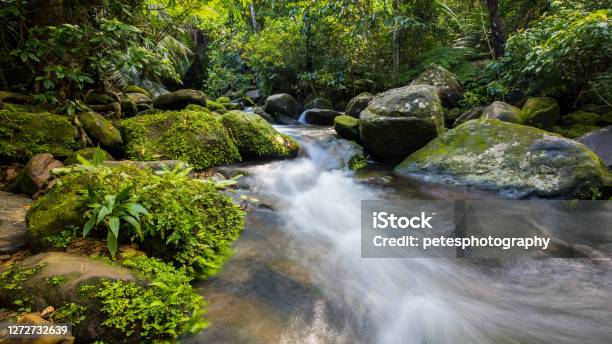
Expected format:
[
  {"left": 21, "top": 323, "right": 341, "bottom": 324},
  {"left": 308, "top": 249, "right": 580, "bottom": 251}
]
[
  {"left": 107, "top": 231, "right": 118, "bottom": 259},
  {"left": 108, "top": 216, "right": 120, "bottom": 237},
  {"left": 82, "top": 217, "right": 95, "bottom": 237},
  {"left": 97, "top": 206, "right": 110, "bottom": 224}
]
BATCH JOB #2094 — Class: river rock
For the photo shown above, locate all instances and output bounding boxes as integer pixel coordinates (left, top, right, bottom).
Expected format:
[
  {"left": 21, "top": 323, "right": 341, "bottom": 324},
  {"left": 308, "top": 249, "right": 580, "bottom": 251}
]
[
  {"left": 119, "top": 109, "right": 241, "bottom": 170},
  {"left": 359, "top": 85, "right": 445, "bottom": 163},
  {"left": 453, "top": 106, "right": 484, "bottom": 127},
  {"left": 521, "top": 97, "right": 560, "bottom": 129},
  {"left": 345, "top": 92, "right": 374, "bottom": 118},
  {"left": 334, "top": 115, "right": 360, "bottom": 141},
  {"left": 263, "top": 93, "right": 303, "bottom": 118},
  {"left": 0, "top": 191, "right": 31, "bottom": 254},
  {"left": 0, "top": 111, "right": 80, "bottom": 161},
  {"left": 577, "top": 126, "right": 612, "bottom": 168},
  {"left": 254, "top": 107, "right": 275, "bottom": 123},
  {"left": 12, "top": 153, "right": 63, "bottom": 197},
  {"left": 78, "top": 111, "right": 124, "bottom": 151},
  {"left": 220, "top": 111, "right": 299, "bottom": 160},
  {"left": 410, "top": 65, "right": 463, "bottom": 107},
  {"left": 305, "top": 97, "right": 333, "bottom": 110},
  {"left": 64, "top": 147, "right": 114, "bottom": 165},
  {"left": 153, "top": 89, "right": 207, "bottom": 110},
  {"left": 301, "top": 108, "right": 343, "bottom": 125},
  {"left": 394, "top": 119, "right": 609, "bottom": 199},
  {"left": 246, "top": 89, "right": 264, "bottom": 103},
  {"left": 482, "top": 101, "right": 523, "bottom": 124}
]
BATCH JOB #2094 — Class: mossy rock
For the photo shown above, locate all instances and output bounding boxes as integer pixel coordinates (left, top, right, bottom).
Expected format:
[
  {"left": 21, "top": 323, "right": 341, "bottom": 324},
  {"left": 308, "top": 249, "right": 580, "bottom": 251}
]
[
  {"left": 64, "top": 147, "right": 115, "bottom": 165},
  {"left": 521, "top": 97, "right": 560, "bottom": 129},
  {"left": 394, "top": 119, "right": 608, "bottom": 199},
  {"left": 482, "top": 101, "right": 523, "bottom": 124},
  {"left": 0, "top": 253, "right": 203, "bottom": 343},
  {"left": 78, "top": 112, "right": 124, "bottom": 151},
  {"left": 334, "top": 115, "right": 360, "bottom": 141},
  {"left": 410, "top": 64, "right": 463, "bottom": 107},
  {"left": 0, "top": 111, "right": 80, "bottom": 162},
  {"left": 602, "top": 112, "right": 612, "bottom": 124},
  {"left": 153, "top": 89, "right": 207, "bottom": 110},
  {"left": 564, "top": 124, "right": 601, "bottom": 139},
  {"left": 563, "top": 111, "right": 601, "bottom": 126},
  {"left": 215, "top": 96, "right": 231, "bottom": 104},
  {"left": 263, "top": 93, "right": 303, "bottom": 118},
  {"left": 0, "top": 91, "right": 32, "bottom": 104},
  {"left": 220, "top": 111, "right": 299, "bottom": 160},
  {"left": 124, "top": 85, "right": 151, "bottom": 97},
  {"left": 120, "top": 110, "right": 241, "bottom": 169},
  {"left": 84, "top": 92, "right": 116, "bottom": 105},
  {"left": 206, "top": 99, "right": 227, "bottom": 113},
  {"left": 345, "top": 92, "right": 374, "bottom": 118},
  {"left": 305, "top": 97, "right": 333, "bottom": 110}
]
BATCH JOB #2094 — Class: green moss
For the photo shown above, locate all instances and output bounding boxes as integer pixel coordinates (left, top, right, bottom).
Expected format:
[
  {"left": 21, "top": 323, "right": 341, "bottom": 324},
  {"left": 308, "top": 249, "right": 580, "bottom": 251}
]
[
  {"left": 220, "top": 111, "right": 299, "bottom": 160},
  {"left": 334, "top": 115, "right": 360, "bottom": 141},
  {"left": 119, "top": 110, "right": 241, "bottom": 170},
  {"left": 0, "top": 264, "right": 45, "bottom": 311},
  {"left": 47, "top": 275, "right": 69, "bottom": 286},
  {"left": 563, "top": 111, "right": 601, "bottom": 126},
  {"left": 215, "top": 96, "right": 231, "bottom": 104},
  {"left": 124, "top": 85, "right": 151, "bottom": 97},
  {"left": 53, "top": 302, "right": 87, "bottom": 324},
  {"left": 0, "top": 111, "right": 80, "bottom": 161},
  {"left": 94, "top": 256, "right": 205, "bottom": 339},
  {"left": 185, "top": 104, "right": 212, "bottom": 114},
  {"left": 564, "top": 124, "right": 601, "bottom": 139},
  {"left": 64, "top": 147, "right": 114, "bottom": 165},
  {"left": 206, "top": 99, "right": 227, "bottom": 113}
]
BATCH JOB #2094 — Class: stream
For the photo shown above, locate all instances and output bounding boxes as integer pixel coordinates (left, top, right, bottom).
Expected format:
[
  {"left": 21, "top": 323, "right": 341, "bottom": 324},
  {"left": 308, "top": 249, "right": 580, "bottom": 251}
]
[{"left": 186, "top": 125, "right": 612, "bottom": 344}]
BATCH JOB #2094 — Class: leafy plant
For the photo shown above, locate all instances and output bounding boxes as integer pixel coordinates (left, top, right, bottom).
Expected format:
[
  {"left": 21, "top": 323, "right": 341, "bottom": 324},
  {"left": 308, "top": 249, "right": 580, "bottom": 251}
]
[{"left": 82, "top": 185, "right": 148, "bottom": 258}]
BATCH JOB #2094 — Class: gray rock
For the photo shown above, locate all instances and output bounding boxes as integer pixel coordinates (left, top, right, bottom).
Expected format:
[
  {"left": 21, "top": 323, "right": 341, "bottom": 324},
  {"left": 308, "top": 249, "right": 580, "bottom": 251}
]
[
  {"left": 453, "top": 106, "right": 485, "bottom": 127},
  {"left": 301, "top": 108, "right": 343, "bottom": 125},
  {"left": 153, "top": 89, "right": 207, "bottom": 110},
  {"left": 0, "top": 191, "right": 31, "bottom": 254},
  {"left": 577, "top": 126, "right": 612, "bottom": 168},
  {"left": 359, "top": 85, "right": 445, "bottom": 163},
  {"left": 345, "top": 92, "right": 374, "bottom": 118},
  {"left": 264, "top": 93, "right": 303, "bottom": 118},
  {"left": 410, "top": 65, "right": 463, "bottom": 107},
  {"left": 305, "top": 97, "right": 333, "bottom": 110},
  {"left": 482, "top": 101, "right": 523, "bottom": 124}
]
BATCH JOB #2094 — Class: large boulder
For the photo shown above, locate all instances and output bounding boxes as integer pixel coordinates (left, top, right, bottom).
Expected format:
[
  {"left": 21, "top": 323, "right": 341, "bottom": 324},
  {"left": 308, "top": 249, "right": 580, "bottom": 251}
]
[
  {"left": 263, "top": 93, "right": 303, "bottom": 118},
  {"left": 0, "top": 191, "right": 31, "bottom": 254},
  {"left": 394, "top": 119, "right": 609, "bottom": 199},
  {"left": 220, "top": 111, "right": 299, "bottom": 160},
  {"left": 305, "top": 97, "right": 333, "bottom": 110},
  {"left": 119, "top": 110, "right": 241, "bottom": 170},
  {"left": 10, "top": 153, "right": 63, "bottom": 197},
  {"left": 0, "top": 111, "right": 80, "bottom": 161},
  {"left": 78, "top": 112, "right": 123, "bottom": 152},
  {"left": 359, "top": 85, "right": 445, "bottom": 163},
  {"left": 345, "top": 92, "right": 374, "bottom": 118},
  {"left": 521, "top": 97, "right": 560, "bottom": 129},
  {"left": 410, "top": 65, "right": 463, "bottom": 107},
  {"left": 301, "top": 108, "right": 343, "bottom": 125},
  {"left": 577, "top": 126, "right": 612, "bottom": 168},
  {"left": 153, "top": 89, "right": 207, "bottom": 110},
  {"left": 334, "top": 115, "right": 360, "bottom": 141},
  {"left": 482, "top": 101, "right": 523, "bottom": 124},
  {"left": 453, "top": 106, "right": 484, "bottom": 127}
]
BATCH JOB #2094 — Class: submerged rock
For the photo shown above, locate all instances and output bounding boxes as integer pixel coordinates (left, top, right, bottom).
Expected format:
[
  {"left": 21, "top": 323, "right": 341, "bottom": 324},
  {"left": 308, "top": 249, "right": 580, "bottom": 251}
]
[
  {"left": 263, "top": 93, "right": 303, "bottom": 118},
  {"left": 301, "top": 108, "right": 343, "bottom": 125},
  {"left": 359, "top": 85, "right": 445, "bottom": 163},
  {"left": 153, "top": 89, "right": 207, "bottom": 110},
  {"left": 119, "top": 110, "right": 241, "bottom": 170},
  {"left": 334, "top": 115, "right": 360, "bottom": 141},
  {"left": 521, "top": 97, "right": 560, "bottom": 129},
  {"left": 0, "top": 111, "right": 80, "bottom": 161},
  {"left": 482, "top": 101, "right": 523, "bottom": 124},
  {"left": 345, "top": 92, "right": 374, "bottom": 118},
  {"left": 577, "top": 126, "right": 612, "bottom": 168},
  {"left": 410, "top": 65, "right": 463, "bottom": 107},
  {"left": 394, "top": 119, "right": 608, "bottom": 199},
  {"left": 220, "top": 111, "right": 299, "bottom": 160},
  {"left": 78, "top": 111, "right": 123, "bottom": 152}
]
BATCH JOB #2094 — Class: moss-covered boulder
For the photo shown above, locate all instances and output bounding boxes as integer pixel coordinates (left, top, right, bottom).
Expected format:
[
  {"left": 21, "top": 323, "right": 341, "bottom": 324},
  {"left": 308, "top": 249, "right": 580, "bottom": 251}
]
[
  {"left": 563, "top": 111, "right": 601, "bottom": 126},
  {"left": 345, "top": 92, "right": 374, "bottom": 118},
  {"left": 153, "top": 89, "right": 207, "bottom": 110},
  {"left": 220, "top": 111, "right": 298, "bottom": 160},
  {"left": 563, "top": 124, "right": 602, "bottom": 139},
  {"left": 482, "top": 101, "right": 523, "bottom": 124},
  {"left": 263, "top": 93, "right": 303, "bottom": 118},
  {"left": 577, "top": 126, "right": 611, "bottom": 168},
  {"left": 305, "top": 97, "right": 333, "bottom": 110},
  {"left": 334, "top": 115, "right": 360, "bottom": 141},
  {"left": 120, "top": 110, "right": 241, "bottom": 169},
  {"left": 206, "top": 99, "right": 227, "bottom": 113},
  {"left": 521, "top": 97, "right": 560, "bottom": 129},
  {"left": 215, "top": 96, "right": 231, "bottom": 104},
  {"left": 301, "top": 108, "right": 343, "bottom": 125},
  {"left": 84, "top": 91, "right": 116, "bottom": 105},
  {"left": 78, "top": 112, "right": 123, "bottom": 152},
  {"left": 0, "top": 253, "right": 203, "bottom": 342},
  {"left": 394, "top": 119, "right": 608, "bottom": 199},
  {"left": 0, "top": 111, "right": 80, "bottom": 161},
  {"left": 410, "top": 64, "right": 463, "bottom": 107},
  {"left": 64, "top": 147, "right": 114, "bottom": 165},
  {"left": 359, "top": 85, "right": 445, "bottom": 163}
]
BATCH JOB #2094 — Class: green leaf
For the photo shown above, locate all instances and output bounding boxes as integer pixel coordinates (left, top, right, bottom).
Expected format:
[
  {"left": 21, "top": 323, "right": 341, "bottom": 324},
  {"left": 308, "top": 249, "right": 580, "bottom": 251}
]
[
  {"left": 116, "top": 185, "right": 133, "bottom": 203},
  {"left": 97, "top": 206, "right": 110, "bottom": 224},
  {"left": 108, "top": 216, "right": 120, "bottom": 237},
  {"left": 122, "top": 215, "right": 141, "bottom": 234},
  {"left": 123, "top": 203, "right": 148, "bottom": 216},
  {"left": 92, "top": 146, "right": 105, "bottom": 166},
  {"left": 107, "top": 231, "right": 118, "bottom": 259},
  {"left": 82, "top": 217, "right": 95, "bottom": 237}
]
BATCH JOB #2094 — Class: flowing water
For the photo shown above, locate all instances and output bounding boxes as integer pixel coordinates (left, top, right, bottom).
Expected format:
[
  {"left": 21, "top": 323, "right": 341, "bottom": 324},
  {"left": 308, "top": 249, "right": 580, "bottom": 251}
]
[{"left": 186, "top": 126, "right": 612, "bottom": 344}]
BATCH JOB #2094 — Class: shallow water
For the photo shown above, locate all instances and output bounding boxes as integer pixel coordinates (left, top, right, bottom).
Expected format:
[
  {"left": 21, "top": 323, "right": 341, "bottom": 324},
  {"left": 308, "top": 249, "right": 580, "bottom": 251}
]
[{"left": 186, "top": 126, "right": 612, "bottom": 344}]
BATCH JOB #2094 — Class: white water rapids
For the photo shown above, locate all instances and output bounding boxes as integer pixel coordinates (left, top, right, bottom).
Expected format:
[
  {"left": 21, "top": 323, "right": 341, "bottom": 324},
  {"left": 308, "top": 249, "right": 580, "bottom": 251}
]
[{"left": 189, "top": 126, "right": 612, "bottom": 344}]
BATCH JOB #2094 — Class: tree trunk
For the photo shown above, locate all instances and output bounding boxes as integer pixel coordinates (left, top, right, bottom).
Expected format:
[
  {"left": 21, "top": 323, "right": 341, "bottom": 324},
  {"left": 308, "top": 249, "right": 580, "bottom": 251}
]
[
  {"left": 303, "top": 8, "right": 314, "bottom": 73},
  {"left": 249, "top": 2, "right": 259, "bottom": 33},
  {"left": 392, "top": 0, "right": 402, "bottom": 78},
  {"left": 486, "top": 0, "right": 506, "bottom": 59}
]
